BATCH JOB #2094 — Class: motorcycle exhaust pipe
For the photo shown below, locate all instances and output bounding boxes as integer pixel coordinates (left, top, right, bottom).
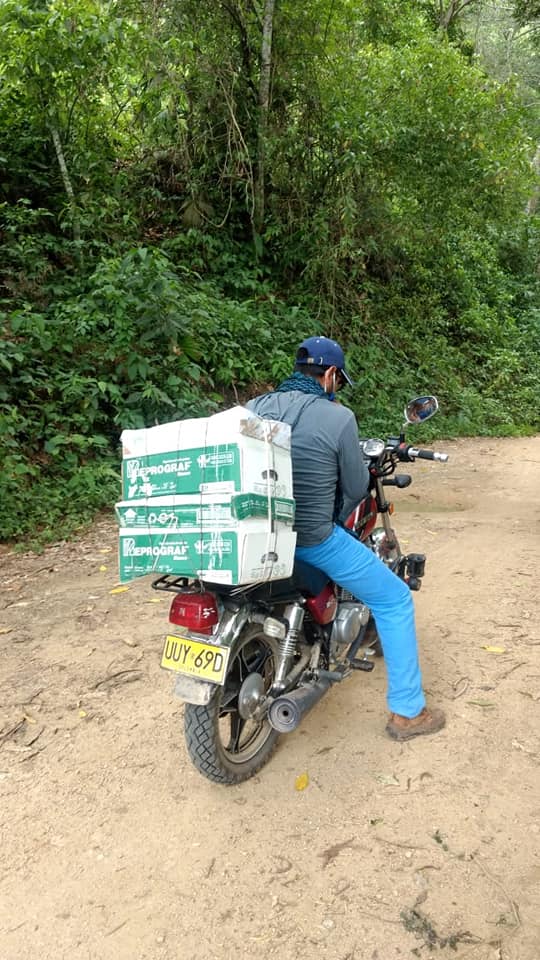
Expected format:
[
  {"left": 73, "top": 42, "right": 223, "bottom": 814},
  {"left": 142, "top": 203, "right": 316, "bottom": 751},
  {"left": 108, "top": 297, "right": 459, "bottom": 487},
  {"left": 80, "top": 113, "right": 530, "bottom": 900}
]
[{"left": 268, "top": 678, "right": 332, "bottom": 734}]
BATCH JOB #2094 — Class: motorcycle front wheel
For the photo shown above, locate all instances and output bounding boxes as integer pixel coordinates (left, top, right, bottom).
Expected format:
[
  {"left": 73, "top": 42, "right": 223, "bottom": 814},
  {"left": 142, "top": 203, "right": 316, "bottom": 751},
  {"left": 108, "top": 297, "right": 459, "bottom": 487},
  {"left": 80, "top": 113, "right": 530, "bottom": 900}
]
[{"left": 184, "top": 625, "right": 280, "bottom": 784}]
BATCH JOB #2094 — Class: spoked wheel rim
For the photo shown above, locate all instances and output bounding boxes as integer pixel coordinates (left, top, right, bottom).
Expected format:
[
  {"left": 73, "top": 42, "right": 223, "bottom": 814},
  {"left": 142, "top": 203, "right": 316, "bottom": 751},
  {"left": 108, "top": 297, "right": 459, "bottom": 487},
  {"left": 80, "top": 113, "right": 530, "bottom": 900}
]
[{"left": 217, "top": 631, "right": 277, "bottom": 766}]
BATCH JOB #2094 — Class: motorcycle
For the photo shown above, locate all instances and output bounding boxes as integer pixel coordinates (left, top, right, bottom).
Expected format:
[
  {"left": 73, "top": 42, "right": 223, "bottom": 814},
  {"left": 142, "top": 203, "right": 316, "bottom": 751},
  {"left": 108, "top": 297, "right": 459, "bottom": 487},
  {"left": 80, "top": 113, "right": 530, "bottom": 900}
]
[{"left": 155, "top": 396, "right": 448, "bottom": 784}]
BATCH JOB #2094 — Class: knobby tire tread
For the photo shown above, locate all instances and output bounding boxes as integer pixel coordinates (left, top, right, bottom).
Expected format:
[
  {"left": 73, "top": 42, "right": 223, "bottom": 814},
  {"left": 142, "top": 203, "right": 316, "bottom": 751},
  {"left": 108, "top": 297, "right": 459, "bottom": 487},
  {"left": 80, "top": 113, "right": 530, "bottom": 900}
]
[
  {"left": 183, "top": 624, "right": 280, "bottom": 785},
  {"left": 184, "top": 702, "right": 278, "bottom": 784}
]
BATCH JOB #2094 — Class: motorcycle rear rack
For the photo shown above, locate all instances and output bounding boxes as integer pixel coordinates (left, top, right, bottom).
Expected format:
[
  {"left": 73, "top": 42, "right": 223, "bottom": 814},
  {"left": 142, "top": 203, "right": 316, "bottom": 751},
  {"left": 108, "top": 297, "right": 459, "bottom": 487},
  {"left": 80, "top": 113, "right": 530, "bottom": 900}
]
[{"left": 151, "top": 574, "right": 192, "bottom": 594}]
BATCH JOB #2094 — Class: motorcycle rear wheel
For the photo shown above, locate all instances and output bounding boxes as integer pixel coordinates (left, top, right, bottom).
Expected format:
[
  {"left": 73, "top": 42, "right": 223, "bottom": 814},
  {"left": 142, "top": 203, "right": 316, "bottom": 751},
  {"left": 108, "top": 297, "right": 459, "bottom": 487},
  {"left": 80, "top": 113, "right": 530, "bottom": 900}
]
[{"left": 184, "top": 625, "right": 280, "bottom": 784}]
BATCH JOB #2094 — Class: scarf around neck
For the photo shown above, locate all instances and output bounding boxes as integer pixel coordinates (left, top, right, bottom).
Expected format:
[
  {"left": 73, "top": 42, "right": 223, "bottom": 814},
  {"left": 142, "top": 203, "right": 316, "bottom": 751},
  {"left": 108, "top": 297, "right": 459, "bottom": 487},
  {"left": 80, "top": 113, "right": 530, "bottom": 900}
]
[{"left": 275, "top": 371, "right": 330, "bottom": 399}]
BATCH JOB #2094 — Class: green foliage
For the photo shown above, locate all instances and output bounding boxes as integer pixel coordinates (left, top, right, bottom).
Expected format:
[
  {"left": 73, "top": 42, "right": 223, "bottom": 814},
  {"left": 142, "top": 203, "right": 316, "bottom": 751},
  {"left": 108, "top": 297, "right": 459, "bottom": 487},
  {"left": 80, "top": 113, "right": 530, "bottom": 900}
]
[
  {"left": 0, "top": 0, "right": 539, "bottom": 544},
  {"left": 513, "top": 0, "right": 540, "bottom": 25},
  {"left": 0, "top": 248, "right": 209, "bottom": 539},
  {"left": 0, "top": 243, "right": 318, "bottom": 539},
  {"left": 267, "top": 31, "right": 534, "bottom": 305}
]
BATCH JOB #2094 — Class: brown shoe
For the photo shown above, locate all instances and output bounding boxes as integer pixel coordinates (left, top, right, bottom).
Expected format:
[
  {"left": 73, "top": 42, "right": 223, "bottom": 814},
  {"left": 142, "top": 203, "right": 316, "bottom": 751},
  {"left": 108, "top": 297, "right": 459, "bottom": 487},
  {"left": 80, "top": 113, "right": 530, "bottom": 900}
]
[{"left": 386, "top": 706, "right": 446, "bottom": 741}]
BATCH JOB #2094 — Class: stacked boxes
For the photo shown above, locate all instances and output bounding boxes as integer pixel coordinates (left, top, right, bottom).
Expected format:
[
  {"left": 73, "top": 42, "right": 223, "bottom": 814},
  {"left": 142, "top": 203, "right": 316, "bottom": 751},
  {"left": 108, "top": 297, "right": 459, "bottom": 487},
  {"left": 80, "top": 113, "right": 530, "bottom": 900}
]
[{"left": 117, "top": 406, "right": 297, "bottom": 585}]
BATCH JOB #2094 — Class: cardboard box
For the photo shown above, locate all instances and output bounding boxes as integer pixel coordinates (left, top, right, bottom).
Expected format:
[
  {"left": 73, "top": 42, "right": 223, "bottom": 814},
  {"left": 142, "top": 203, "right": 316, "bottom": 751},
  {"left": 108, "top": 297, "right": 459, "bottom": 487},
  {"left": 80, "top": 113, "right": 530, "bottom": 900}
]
[
  {"left": 118, "top": 526, "right": 297, "bottom": 585},
  {"left": 115, "top": 492, "right": 295, "bottom": 530},
  {"left": 121, "top": 440, "right": 292, "bottom": 500},
  {"left": 120, "top": 406, "right": 292, "bottom": 501},
  {"left": 121, "top": 406, "right": 291, "bottom": 456}
]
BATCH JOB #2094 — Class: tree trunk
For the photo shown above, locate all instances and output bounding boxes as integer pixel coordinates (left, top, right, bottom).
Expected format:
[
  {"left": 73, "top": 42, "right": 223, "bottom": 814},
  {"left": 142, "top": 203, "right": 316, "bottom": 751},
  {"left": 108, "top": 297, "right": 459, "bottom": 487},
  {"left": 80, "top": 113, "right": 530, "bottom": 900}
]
[
  {"left": 439, "top": 0, "right": 476, "bottom": 31},
  {"left": 50, "top": 125, "right": 81, "bottom": 250},
  {"left": 253, "top": 0, "right": 276, "bottom": 240}
]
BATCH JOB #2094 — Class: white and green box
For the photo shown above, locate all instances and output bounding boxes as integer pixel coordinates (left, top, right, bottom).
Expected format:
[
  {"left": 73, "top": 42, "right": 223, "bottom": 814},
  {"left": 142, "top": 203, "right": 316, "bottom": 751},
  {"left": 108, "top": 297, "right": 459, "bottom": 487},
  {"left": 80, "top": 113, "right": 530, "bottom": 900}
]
[
  {"left": 115, "top": 492, "right": 295, "bottom": 530},
  {"left": 121, "top": 440, "right": 292, "bottom": 500},
  {"left": 118, "top": 526, "right": 297, "bottom": 585},
  {"left": 120, "top": 406, "right": 292, "bottom": 501}
]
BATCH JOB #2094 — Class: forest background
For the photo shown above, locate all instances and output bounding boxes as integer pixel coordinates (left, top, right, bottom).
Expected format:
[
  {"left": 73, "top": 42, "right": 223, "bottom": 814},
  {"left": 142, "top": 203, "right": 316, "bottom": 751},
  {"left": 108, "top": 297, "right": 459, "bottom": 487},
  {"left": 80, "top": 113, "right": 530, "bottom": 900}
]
[{"left": 1, "top": 0, "right": 539, "bottom": 543}]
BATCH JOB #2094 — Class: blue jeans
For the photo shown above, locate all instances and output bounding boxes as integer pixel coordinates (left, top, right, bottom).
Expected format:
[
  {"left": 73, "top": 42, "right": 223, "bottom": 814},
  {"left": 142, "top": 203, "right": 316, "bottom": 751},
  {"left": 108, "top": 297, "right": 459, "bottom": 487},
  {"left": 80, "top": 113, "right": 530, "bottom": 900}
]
[{"left": 295, "top": 525, "right": 425, "bottom": 717}]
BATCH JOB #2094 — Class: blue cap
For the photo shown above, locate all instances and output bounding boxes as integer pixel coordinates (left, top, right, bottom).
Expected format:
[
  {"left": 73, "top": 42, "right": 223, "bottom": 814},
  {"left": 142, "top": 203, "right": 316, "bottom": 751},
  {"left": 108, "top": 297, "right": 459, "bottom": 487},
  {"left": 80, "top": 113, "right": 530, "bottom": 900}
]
[{"left": 296, "top": 336, "right": 354, "bottom": 385}]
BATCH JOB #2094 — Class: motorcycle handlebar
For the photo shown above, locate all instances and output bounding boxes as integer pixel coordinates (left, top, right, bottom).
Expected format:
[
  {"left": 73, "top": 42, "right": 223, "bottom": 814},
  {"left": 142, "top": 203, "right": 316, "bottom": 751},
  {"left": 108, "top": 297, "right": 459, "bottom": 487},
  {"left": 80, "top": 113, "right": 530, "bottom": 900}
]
[{"left": 407, "top": 446, "right": 448, "bottom": 463}]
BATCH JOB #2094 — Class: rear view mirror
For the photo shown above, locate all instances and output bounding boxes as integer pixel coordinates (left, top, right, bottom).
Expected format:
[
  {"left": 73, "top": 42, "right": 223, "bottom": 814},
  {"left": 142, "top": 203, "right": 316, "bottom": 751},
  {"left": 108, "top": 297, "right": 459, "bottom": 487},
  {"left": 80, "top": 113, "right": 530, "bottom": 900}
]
[{"left": 404, "top": 396, "right": 439, "bottom": 424}]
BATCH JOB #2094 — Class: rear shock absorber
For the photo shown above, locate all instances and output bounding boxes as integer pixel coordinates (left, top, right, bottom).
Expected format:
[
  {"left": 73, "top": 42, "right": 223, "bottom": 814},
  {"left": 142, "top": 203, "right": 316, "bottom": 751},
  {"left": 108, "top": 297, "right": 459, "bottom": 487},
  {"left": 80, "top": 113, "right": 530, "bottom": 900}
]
[{"left": 273, "top": 603, "right": 305, "bottom": 692}]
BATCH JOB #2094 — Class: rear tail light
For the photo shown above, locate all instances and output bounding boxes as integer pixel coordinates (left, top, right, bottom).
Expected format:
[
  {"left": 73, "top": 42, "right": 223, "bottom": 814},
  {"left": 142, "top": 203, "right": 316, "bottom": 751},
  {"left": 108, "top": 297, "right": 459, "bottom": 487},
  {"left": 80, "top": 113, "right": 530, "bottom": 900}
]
[{"left": 169, "top": 591, "right": 219, "bottom": 635}]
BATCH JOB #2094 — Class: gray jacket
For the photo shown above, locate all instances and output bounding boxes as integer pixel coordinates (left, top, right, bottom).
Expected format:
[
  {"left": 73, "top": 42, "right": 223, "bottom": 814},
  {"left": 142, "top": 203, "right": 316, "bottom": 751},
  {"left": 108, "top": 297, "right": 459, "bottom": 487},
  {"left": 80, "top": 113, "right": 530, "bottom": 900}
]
[{"left": 246, "top": 390, "right": 370, "bottom": 547}]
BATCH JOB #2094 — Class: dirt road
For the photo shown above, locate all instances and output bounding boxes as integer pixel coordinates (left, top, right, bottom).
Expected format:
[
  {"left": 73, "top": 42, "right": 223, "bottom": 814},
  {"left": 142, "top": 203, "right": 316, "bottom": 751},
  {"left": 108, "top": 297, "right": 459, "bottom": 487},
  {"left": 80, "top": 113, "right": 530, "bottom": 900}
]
[{"left": 1, "top": 436, "right": 539, "bottom": 960}]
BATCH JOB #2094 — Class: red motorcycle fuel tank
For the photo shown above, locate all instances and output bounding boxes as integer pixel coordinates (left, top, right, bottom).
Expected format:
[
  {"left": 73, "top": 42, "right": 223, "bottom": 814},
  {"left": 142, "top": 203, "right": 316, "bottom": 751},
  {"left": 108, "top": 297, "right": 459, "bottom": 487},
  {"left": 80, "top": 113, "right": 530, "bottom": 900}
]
[
  {"left": 345, "top": 494, "right": 378, "bottom": 541},
  {"left": 306, "top": 583, "right": 338, "bottom": 625}
]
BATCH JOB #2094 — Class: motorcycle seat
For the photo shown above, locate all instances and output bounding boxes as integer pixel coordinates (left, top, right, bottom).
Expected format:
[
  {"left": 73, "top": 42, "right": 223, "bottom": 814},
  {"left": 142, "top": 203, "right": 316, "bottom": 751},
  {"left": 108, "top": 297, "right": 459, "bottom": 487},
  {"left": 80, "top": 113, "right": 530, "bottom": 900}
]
[
  {"left": 292, "top": 558, "right": 330, "bottom": 597},
  {"left": 204, "top": 558, "right": 330, "bottom": 602}
]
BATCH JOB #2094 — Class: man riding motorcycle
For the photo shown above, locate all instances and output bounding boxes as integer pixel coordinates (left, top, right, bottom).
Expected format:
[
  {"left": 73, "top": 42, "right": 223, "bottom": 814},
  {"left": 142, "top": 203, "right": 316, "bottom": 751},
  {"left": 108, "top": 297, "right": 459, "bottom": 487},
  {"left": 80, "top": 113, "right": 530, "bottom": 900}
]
[{"left": 247, "top": 335, "right": 446, "bottom": 741}]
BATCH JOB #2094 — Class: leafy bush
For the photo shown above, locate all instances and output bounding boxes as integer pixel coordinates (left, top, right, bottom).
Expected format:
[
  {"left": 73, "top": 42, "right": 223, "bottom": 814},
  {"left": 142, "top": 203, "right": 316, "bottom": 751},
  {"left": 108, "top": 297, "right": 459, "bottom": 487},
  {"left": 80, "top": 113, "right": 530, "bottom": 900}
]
[
  {"left": 0, "top": 248, "right": 212, "bottom": 540},
  {"left": 0, "top": 245, "right": 317, "bottom": 541}
]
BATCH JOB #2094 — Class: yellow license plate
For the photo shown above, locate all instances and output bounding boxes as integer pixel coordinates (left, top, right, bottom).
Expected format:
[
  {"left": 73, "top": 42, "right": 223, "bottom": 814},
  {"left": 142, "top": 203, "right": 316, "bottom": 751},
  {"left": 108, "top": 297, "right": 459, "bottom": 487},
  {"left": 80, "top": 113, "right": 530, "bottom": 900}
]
[{"left": 161, "top": 634, "right": 230, "bottom": 684}]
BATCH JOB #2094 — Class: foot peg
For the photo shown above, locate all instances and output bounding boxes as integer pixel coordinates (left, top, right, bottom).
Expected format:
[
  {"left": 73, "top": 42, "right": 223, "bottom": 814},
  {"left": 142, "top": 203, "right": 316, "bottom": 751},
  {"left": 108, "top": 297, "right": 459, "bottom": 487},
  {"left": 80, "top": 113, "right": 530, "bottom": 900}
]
[
  {"left": 405, "top": 554, "right": 425, "bottom": 592},
  {"left": 348, "top": 657, "right": 375, "bottom": 672},
  {"left": 317, "top": 663, "right": 352, "bottom": 683}
]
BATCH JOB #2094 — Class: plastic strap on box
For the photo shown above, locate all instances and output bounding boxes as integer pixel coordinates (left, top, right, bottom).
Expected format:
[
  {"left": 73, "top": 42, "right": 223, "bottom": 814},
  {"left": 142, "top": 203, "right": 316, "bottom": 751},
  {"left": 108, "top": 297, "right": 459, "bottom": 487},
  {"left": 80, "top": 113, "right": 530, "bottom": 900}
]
[{"left": 258, "top": 418, "right": 276, "bottom": 583}]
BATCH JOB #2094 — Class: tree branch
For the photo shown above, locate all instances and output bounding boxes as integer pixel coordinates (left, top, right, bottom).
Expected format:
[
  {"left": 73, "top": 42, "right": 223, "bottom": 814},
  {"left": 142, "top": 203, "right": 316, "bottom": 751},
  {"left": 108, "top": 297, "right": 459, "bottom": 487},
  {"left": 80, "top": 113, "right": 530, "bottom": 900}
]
[
  {"left": 50, "top": 125, "right": 81, "bottom": 251},
  {"left": 221, "top": 0, "right": 258, "bottom": 100},
  {"left": 439, "top": 0, "right": 477, "bottom": 30},
  {"left": 253, "top": 0, "right": 275, "bottom": 238}
]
